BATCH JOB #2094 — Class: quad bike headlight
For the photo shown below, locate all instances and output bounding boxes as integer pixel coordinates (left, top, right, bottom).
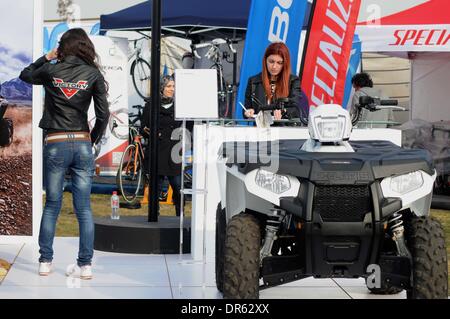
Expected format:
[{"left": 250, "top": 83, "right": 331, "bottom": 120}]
[
  {"left": 315, "top": 117, "right": 346, "bottom": 141},
  {"left": 308, "top": 104, "right": 352, "bottom": 142},
  {"left": 389, "top": 171, "right": 424, "bottom": 195},
  {"left": 255, "top": 169, "right": 291, "bottom": 194},
  {"left": 381, "top": 171, "right": 424, "bottom": 196}
]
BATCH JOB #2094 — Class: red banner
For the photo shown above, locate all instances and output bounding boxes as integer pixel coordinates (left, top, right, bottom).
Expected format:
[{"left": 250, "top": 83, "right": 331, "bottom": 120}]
[{"left": 301, "top": 0, "right": 361, "bottom": 108}]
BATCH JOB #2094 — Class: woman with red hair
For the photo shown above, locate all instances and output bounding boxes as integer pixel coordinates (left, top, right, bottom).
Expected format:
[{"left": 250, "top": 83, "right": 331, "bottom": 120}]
[{"left": 243, "top": 42, "right": 305, "bottom": 121}]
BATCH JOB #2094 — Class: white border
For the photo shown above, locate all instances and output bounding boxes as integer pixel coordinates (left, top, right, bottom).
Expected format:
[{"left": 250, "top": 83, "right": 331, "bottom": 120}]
[{"left": 1, "top": 0, "right": 43, "bottom": 244}]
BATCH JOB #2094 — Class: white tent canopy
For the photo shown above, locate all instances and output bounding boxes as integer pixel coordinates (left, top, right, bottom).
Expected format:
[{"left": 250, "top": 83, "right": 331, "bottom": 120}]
[
  {"left": 356, "top": 0, "right": 450, "bottom": 122},
  {"left": 357, "top": 0, "right": 450, "bottom": 52}
]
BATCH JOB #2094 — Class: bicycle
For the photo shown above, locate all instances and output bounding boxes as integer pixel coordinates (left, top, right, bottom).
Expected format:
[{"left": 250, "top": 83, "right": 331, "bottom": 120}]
[
  {"left": 116, "top": 126, "right": 145, "bottom": 203},
  {"left": 88, "top": 95, "right": 129, "bottom": 158},
  {"left": 129, "top": 36, "right": 151, "bottom": 100},
  {"left": 191, "top": 38, "right": 237, "bottom": 118},
  {"left": 128, "top": 104, "right": 145, "bottom": 128}
]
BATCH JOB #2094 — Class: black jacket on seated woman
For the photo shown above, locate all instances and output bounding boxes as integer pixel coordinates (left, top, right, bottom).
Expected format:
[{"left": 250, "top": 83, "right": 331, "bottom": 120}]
[
  {"left": 243, "top": 42, "right": 308, "bottom": 124},
  {"left": 244, "top": 73, "right": 303, "bottom": 120}
]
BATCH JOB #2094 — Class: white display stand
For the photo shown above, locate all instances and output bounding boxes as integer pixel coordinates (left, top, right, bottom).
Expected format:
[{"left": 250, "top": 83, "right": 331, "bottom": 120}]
[
  {"left": 190, "top": 126, "right": 401, "bottom": 261},
  {"left": 173, "top": 69, "right": 218, "bottom": 262},
  {"left": 174, "top": 69, "right": 218, "bottom": 120}
]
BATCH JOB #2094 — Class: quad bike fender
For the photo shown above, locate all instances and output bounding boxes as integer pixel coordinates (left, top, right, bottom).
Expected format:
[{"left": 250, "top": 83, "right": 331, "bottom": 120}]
[
  {"left": 216, "top": 157, "right": 229, "bottom": 210},
  {"left": 381, "top": 170, "right": 436, "bottom": 217},
  {"left": 225, "top": 172, "right": 276, "bottom": 220},
  {"left": 404, "top": 192, "right": 433, "bottom": 217}
]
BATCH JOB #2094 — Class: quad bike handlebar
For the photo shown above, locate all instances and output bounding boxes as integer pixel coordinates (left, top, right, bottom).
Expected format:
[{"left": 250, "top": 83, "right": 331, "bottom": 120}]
[
  {"left": 251, "top": 95, "right": 309, "bottom": 125},
  {"left": 352, "top": 96, "right": 404, "bottom": 126},
  {"left": 251, "top": 95, "right": 297, "bottom": 112}
]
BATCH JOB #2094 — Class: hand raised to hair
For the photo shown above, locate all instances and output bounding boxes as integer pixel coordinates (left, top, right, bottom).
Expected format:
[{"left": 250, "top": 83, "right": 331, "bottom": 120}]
[{"left": 45, "top": 48, "right": 58, "bottom": 61}]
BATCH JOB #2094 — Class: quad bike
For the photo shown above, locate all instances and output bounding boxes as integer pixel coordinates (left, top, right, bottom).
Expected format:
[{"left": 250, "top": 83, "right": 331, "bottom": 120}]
[
  {"left": 215, "top": 96, "right": 448, "bottom": 299},
  {"left": 0, "top": 97, "right": 13, "bottom": 147}
]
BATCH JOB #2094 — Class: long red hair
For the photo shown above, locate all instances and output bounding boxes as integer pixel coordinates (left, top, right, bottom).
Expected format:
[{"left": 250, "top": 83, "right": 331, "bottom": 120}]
[{"left": 262, "top": 42, "right": 291, "bottom": 100}]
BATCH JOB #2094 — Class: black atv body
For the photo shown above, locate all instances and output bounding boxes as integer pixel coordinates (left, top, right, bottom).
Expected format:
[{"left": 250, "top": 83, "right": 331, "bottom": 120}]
[{"left": 218, "top": 139, "right": 446, "bottom": 298}]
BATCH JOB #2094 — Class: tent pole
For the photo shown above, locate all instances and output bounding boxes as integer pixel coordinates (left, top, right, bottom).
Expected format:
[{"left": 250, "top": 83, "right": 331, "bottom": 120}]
[
  {"left": 149, "top": 0, "right": 161, "bottom": 222},
  {"left": 409, "top": 59, "right": 413, "bottom": 121}
]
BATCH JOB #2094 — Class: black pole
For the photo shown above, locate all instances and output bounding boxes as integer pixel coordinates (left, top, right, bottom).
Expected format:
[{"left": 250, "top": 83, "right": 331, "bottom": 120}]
[
  {"left": 149, "top": 0, "right": 161, "bottom": 222},
  {"left": 298, "top": 0, "right": 317, "bottom": 81},
  {"left": 232, "top": 50, "right": 237, "bottom": 118}
]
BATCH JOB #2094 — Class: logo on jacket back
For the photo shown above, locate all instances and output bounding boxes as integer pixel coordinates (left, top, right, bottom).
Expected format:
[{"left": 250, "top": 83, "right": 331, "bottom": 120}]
[{"left": 52, "top": 78, "right": 89, "bottom": 99}]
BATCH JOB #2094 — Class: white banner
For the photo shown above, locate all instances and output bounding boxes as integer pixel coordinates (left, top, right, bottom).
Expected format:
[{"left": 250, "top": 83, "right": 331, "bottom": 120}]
[
  {"left": 357, "top": 24, "right": 450, "bottom": 52},
  {"left": 89, "top": 36, "right": 129, "bottom": 175}
]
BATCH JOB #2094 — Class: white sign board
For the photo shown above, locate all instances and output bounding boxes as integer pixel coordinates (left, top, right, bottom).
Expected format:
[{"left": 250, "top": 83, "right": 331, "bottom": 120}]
[{"left": 174, "top": 69, "right": 218, "bottom": 120}]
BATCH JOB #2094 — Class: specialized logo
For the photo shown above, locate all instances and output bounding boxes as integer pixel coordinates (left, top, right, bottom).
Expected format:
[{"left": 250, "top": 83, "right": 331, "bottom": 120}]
[
  {"left": 52, "top": 78, "right": 89, "bottom": 99},
  {"left": 390, "top": 28, "right": 450, "bottom": 47}
]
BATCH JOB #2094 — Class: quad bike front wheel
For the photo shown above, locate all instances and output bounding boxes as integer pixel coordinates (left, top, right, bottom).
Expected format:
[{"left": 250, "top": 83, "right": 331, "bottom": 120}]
[
  {"left": 405, "top": 216, "right": 448, "bottom": 299},
  {"left": 223, "top": 213, "right": 261, "bottom": 299},
  {"left": 215, "top": 203, "right": 226, "bottom": 292},
  {"left": 366, "top": 279, "right": 404, "bottom": 295}
]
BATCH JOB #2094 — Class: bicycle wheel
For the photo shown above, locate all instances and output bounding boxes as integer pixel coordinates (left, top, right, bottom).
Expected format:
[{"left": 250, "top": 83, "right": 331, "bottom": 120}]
[
  {"left": 117, "top": 144, "right": 143, "bottom": 203},
  {"left": 131, "top": 58, "right": 151, "bottom": 100}
]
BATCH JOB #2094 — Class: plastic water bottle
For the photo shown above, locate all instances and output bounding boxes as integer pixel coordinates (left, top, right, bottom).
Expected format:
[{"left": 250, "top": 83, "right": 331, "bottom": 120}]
[{"left": 111, "top": 191, "right": 120, "bottom": 220}]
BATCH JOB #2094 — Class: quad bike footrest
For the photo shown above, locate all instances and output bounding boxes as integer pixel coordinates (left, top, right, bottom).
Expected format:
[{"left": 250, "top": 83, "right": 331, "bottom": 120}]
[
  {"left": 378, "top": 255, "right": 412, "bottom": 289},
  {"left": 261, "top": 255, "right": 307, "bottom": 289}
]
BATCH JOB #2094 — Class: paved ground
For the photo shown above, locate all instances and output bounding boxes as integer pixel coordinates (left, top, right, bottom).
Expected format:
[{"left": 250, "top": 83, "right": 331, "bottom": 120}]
[{"left": 0, "top": 237, "right": 407, "bottom": 299}]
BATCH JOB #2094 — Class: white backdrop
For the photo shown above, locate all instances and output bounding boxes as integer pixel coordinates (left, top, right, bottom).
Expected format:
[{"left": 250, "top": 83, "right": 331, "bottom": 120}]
[
  {"left": 88, "top": 36, "right": 129, "bottom": 175},
  {"left": 411, "top": 52, "right": 450, "bottom": 122},
  {"left": 1, "top": 0, "right": 43, "bottom": 244}
]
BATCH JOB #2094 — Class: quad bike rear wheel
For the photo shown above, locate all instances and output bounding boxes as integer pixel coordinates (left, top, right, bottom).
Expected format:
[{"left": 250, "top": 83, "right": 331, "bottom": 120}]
[
  {"left": 223, "top": 213, "right": 261, "bottom": 299},
  {"left": 405, "top": 216, "right": 448, "bottom": 299},
  {"left": 215, "top": 203, "right": 226, "bottom": 292}
]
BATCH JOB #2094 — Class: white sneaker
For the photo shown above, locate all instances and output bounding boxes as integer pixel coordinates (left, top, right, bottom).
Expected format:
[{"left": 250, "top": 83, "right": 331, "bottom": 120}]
[
  {"left": 65, "top": 264, "right": 93, "bottom": 280},
  {"left": 38, "top": 262, "right": 52, "bottom": 276},
  {"left": 80, "top": 265, "right": 93, "bottom": 280}
]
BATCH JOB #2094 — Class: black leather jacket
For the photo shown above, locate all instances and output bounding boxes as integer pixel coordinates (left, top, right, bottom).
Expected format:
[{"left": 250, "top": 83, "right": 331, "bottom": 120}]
[
  {"left": 243, "top": 73, "right": 303, "bottom": 119},
  {"left": 19, "top": 55, "right": 109, "bottom": 144}
]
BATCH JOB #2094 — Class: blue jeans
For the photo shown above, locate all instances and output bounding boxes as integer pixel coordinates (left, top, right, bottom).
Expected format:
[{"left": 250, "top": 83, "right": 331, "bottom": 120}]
[{"left": 39, "top": 139, "right": 95, "bottom": 267}]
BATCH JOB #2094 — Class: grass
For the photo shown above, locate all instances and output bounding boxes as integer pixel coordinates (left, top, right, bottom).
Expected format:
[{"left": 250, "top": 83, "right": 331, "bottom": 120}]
[
  {"left": 52, "top": 193, "right": 191, "bottom": 237},
  {"left": 52, "top": 193, "right": 450, "bottom": 289}
]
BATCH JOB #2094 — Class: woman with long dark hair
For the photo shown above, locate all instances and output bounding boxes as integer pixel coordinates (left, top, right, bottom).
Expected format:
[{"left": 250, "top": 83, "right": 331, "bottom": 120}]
[
  {"left": 20, "top": 28, "right": 109, "bottom": 279},
  {"left": 243, "top": 42, "right": 306, "bottom": 122}
]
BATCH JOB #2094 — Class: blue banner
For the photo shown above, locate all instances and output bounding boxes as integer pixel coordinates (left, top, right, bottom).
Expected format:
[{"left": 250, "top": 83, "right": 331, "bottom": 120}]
[
  {"left": 342, "top": 35, "right": 361, "bottom": 110},
  {"left": 235, "top": 0, "right": 309, "bottom": 120}
]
